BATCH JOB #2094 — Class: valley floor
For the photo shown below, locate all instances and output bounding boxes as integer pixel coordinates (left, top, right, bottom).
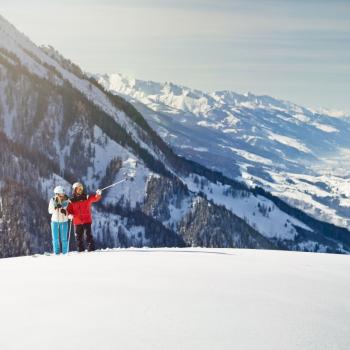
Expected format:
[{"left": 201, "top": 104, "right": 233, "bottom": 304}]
[{"left": 0, "top": 248, "right": 349, "bottom": 350}]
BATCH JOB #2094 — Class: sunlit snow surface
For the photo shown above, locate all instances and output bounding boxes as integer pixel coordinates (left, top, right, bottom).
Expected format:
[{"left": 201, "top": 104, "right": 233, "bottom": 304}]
[{"left": 0, "top": 249, "right": 349, "bottom": 350}]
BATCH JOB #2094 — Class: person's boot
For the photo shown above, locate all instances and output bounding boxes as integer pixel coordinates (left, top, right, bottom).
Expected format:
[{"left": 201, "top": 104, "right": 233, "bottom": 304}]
[{"left": 87, "top": 241, "right": 95, "bottom": 252}]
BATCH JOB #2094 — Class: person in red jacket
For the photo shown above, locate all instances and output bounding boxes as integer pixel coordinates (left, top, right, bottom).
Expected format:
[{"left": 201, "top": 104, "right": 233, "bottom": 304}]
[{"left": 67, "top": 182, "right": 102, "bottom": 252}]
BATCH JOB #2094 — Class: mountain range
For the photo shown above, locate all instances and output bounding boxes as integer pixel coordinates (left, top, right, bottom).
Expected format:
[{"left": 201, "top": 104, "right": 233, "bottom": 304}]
[
  {"left": 97, "top": 73, "right": 350, "bottom": 233},
  {"left": 0, "top": 13, "right": 349, "bottom": 257}
]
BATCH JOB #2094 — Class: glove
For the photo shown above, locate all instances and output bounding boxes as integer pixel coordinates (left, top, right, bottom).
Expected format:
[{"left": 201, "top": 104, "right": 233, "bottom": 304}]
[
  {"left": 55, "top": 203, "right": 62, "bottom": 209},
  {"left": 60, "top": 209, "right": 67, "bottom": 215},
  {"left": 96, "top": 189, "right": 102, "bottom": 196}
]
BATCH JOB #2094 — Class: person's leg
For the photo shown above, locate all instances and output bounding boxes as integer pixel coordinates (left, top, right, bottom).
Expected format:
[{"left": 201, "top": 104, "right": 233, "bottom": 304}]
[
  {"left": 60, "top": 222, "right": 69, "bottom": 254},
  {"left": 75, "top": 225, "right": 85, "bottom": 252},
  {"left": 51, "top": 222, "right": 60, "bottom": 255},
  {"left": 85, "top": 224, "right": 95, "bottom": 252}
]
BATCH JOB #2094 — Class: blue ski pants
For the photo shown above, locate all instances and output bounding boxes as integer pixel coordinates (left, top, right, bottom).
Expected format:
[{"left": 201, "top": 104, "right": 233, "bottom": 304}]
[{"left": 51, "top": 221, "right": 69, "bottom": 254}]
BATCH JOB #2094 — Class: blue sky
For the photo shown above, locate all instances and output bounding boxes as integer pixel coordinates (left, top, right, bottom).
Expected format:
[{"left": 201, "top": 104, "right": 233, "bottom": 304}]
[{"left": 2, "top": 0, "right": 350, "bottom": 112}]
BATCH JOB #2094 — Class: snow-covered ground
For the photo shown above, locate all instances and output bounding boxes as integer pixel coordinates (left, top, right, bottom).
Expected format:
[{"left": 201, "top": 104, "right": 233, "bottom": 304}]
[{"left": 0, "top": 248, "right": 349, "bottom": 350}]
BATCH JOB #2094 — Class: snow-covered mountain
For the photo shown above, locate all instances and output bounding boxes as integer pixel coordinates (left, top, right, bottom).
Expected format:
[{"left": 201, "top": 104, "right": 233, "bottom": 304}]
[
  {"left": 97, "top": 73, "right": 350, "bottom": 231},
  {"left": 1, "top": 13, "right": 350, "bottom": 258},
  {"left": 1, "top": 249, "right": 350, "bottom": 350}
]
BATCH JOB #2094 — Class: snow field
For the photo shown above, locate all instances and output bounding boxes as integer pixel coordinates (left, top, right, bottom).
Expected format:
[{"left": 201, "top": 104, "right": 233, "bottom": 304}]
[{"left": 0, "top": 248, "right": 349, "bottom": 350}]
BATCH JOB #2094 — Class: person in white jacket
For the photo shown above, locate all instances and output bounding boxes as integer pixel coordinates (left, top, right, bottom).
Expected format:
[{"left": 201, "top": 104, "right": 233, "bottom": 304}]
[{"left": 48, "top": 186, "right": 70, "bottom": 254}]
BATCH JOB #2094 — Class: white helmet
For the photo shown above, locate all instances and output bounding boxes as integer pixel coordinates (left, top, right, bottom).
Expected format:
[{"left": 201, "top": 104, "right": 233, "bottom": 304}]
[
  {"left": 72, "top": 182, "right": 84, "bottom": 190},
  {"left": 54, "top": 186, "right": 65, "bottom": 195}
]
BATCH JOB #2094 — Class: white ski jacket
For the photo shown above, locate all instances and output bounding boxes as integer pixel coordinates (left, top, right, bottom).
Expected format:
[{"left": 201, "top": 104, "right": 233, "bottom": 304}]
[{"left": 48, "top": 198, "right": 69, "bottom": 223}]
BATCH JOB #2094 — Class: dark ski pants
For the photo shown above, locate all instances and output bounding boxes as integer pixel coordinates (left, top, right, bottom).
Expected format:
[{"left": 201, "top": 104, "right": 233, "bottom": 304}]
[{"left": 75, "top": 223, "right": 95, "bottom": 252}]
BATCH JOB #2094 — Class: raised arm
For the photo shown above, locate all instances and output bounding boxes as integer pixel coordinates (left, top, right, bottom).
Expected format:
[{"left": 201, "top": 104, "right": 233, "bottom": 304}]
[{"left": 88, "top": 193, "right": 102, "bottom": 204}]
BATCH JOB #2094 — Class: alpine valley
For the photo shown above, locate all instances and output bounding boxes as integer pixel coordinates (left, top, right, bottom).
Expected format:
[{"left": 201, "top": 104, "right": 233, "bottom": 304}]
[{"left": 0, "top": 14, "right": 349, "bottom": 258}]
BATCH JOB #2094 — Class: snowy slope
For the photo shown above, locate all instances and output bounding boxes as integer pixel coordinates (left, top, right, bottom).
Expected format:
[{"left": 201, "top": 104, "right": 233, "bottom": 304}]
[
  {"left": 0, "top": 14, "right": 158, "bottom": 160},
  {"left": 184, "top": 174, "right": 311, "bottom": 241},
  {"left": 0, "top": 249, "right": 349, "bottom": 350},
  {"left": 97, "top": 73, "right": 350, "bottom": 230}
]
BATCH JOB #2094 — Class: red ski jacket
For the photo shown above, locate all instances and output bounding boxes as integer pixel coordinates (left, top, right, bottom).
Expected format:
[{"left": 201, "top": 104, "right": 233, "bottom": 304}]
[{"left": 67, "top": 194, "right": 101, "bottom": 225}]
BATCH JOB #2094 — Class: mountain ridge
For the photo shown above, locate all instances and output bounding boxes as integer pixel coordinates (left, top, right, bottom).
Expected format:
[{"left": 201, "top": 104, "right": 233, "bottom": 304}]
[{"left": 97, "top": 72, "right": 350, "bottom": 119}]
